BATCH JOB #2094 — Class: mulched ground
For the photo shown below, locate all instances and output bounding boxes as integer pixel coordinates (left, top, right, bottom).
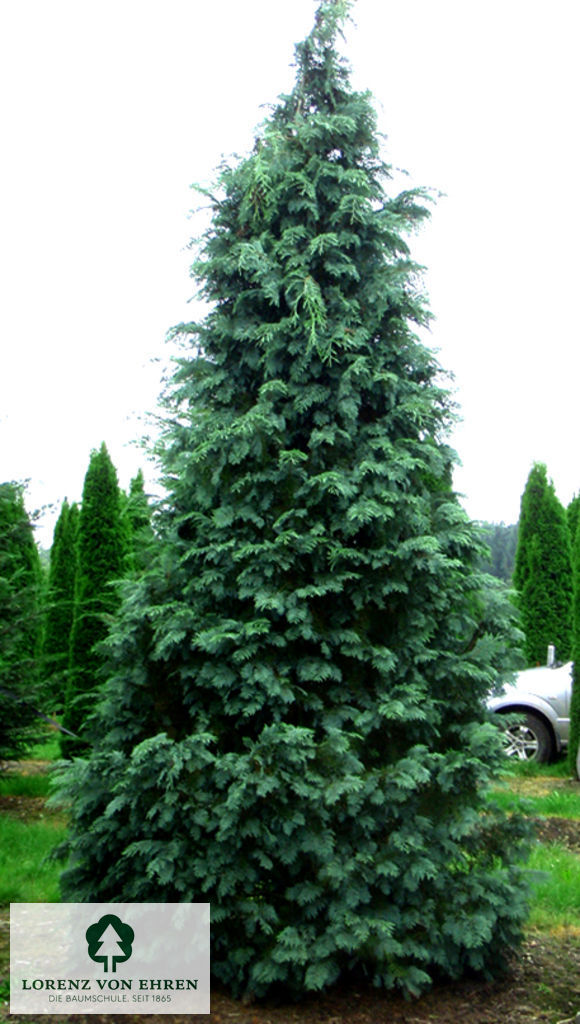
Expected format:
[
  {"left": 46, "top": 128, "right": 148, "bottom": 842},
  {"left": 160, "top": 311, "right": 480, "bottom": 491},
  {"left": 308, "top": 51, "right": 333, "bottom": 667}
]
[
  {"left": 0, "top": 795, "right": 51, "bottom": 819},
  {"left": 3, "top": 933, "right": 580, "bottom": 1024},
  {"left": 532, "top": 815, "right": 580, "bottom": 854}
]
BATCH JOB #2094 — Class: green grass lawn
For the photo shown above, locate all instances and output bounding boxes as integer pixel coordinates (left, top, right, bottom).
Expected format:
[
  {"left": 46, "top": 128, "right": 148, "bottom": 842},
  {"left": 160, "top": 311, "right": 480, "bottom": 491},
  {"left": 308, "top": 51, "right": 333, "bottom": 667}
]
[
  {"left": 499, "top": 757, "right": 572, "bottom": 780},
  {"left": 0, "top": 774, "right": 51, "bottom": 798},
  {"left": 0, "top": 815, "right": 66, "bottom": 904},
  {"left": 0, "top": 731, "right": 65, "bottom": 907},
  {"left": 484, "top": 758, "right": 580, "bottom": 933},
  {"left": 526, "top": 842, "right": 580, "bottom": 930},
  {"left": 27, "top": 729, "right": 61, "bottom": 762},
  {"left": 488, "top": 786, "right": 580, "bottom": 819}
]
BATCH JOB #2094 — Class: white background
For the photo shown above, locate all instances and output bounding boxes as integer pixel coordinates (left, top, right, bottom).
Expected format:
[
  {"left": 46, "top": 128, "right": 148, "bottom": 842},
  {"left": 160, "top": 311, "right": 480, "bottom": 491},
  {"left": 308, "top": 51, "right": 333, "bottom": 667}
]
[{"left": 1, "top": 1, "right": 578, "bottom": 545}]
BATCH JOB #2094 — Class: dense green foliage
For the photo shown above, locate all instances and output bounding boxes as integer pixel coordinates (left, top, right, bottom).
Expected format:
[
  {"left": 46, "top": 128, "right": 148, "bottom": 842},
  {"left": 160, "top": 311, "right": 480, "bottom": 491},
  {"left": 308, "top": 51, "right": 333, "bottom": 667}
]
[
  {"left": 567, "top": 494, "right": 580, "bottom": 548},
  {"left": 568, "top": 522, "right": 580, "bottom": 775},
  {"left": 568, "top": 490, "right": 580, "bottom": 775},
  {"left": 61, "top": 444, "right": 127, "bottom": 756},
  {"left": 0, "top": 483, "right": 43, "bottom": 764},
  {"left": 513, "top": 464, "right": 572, "bottom": 666},
  {"left": 477, "top": 522, "right": 518, "bottom": 582},
  {"left": 57, "top": 0, "right": 530, "bottom": 1000},
  {"left": 513, "top": 464, "right": 545, "bottom": 596},
  {"left": 42, "top": 500, "right": 79, "bottom": 710},
  {"left": 122, "top": 469, "right": 154, "bottom": 572}
]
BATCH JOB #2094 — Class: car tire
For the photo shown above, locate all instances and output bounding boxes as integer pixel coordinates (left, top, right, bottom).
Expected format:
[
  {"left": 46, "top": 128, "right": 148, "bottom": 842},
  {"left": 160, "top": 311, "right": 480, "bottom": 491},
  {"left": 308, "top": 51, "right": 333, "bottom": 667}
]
[{"left": 501, "top": 711, "right": 554, "bottom": 763}]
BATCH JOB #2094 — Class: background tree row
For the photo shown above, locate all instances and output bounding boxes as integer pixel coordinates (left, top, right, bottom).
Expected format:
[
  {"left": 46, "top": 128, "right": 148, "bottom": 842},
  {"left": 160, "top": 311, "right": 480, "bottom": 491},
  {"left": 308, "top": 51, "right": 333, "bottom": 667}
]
[
  {"left": 0, "top": 482, "right": 43, "bottom": 764},
  {"left": 0, "top": 447, "right": 152, "bottom": 768}
]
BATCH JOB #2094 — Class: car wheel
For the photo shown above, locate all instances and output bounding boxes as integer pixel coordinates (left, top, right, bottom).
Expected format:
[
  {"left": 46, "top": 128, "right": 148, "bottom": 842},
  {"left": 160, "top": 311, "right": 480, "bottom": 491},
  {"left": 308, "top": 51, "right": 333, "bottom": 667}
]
[{"left": 501, "top": 711, "right": 554, "bottom": 763}]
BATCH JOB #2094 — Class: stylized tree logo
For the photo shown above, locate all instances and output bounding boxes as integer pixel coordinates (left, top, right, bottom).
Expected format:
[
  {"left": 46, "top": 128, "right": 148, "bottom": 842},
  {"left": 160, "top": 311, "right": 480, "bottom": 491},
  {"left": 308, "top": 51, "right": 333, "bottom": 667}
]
[{"left": 86, "top": 914, "right": 134, "bottom": 973}]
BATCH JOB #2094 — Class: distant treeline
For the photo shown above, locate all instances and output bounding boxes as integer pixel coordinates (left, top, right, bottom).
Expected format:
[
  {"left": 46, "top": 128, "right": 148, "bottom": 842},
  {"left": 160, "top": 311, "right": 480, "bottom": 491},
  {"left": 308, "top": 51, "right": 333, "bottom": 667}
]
[{"left": 477, "top": 522, "right": 518, "bottom": 583}]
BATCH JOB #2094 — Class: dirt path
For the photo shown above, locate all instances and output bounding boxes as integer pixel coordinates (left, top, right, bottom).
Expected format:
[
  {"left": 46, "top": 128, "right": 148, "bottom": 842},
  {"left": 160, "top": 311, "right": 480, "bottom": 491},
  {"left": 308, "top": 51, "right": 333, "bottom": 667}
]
[{"left": 0, "top": 759, "right": 55, "bottom": 776}]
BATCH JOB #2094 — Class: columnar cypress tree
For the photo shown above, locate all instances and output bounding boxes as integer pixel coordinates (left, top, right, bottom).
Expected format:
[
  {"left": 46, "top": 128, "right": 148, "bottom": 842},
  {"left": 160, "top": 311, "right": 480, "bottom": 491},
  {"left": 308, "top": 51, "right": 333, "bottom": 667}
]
[
  {"left": 57, "top": 1, "right": 530, "bottom": 999},
  {"left": 513, "top": 463, "right": 572, "bottom": 665},
  {"left": 567, "top": 493, "right": 580, "bottom": 549},
  {"left": 0, "top": 482, "right": 43, "bottom": 764},
  {"left": 42, "top": 499, "right": 79, "bottom": 711},
  {"left": 513, "top": 463, "right": 547, "bottom": 595},
  {"left": 61, "top": 444, "right": 127, "bottom": 756},
  {"left": 123, "top": 469, "right": 154, "bottom": 571},
  {"left": 568, "top": 521, "right": 580, "bottom": 775}
]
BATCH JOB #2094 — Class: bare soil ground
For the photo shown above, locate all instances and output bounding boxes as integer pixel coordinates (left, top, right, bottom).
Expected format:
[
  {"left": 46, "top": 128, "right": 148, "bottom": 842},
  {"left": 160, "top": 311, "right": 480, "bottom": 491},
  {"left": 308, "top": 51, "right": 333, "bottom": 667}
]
[
  {"left": 2, "top": 765, "right": 580, "bottom": 1024},
  {"left": 2, "top": 926, "right": 579, "bottom": 1024}
]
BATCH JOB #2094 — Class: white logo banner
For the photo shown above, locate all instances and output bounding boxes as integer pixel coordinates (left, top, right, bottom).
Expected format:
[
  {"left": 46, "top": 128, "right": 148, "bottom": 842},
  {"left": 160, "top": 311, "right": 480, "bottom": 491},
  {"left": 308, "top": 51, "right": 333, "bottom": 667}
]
[{"left": 10, "top": 902, "right": 210, "bottom": 1014}]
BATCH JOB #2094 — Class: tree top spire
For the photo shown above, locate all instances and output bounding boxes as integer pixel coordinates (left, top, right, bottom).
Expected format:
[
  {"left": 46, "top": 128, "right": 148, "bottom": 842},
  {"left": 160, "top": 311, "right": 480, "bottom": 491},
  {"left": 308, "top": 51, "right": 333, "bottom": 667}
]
[
  {"left": 313, "top": 0, "right": 355, "bottom": 37},
  {"left": 292, "top": 0, "right": 356, "bottom": 109}
]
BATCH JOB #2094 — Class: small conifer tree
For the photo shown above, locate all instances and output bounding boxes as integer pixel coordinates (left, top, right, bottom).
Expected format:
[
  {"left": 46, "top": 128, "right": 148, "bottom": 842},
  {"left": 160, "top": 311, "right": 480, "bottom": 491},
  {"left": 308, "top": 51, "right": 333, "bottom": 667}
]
[
  {"left": 61, "top": 445, "right": 127, "bottom": 756},
  {"left": 57, "top": 1, "right": 530, "bottom": 999},
  {"left": 513, "top": 464, "right": 572, "bottom": 665},
  {"left": 123, "top": 470, "right": 154, "bottom": 571},
  {"left": 42, "top": 499, "right": 79, "bottom": 710},
  {"left": 0, "top": 482, "right": 43, "bottom": 764}
]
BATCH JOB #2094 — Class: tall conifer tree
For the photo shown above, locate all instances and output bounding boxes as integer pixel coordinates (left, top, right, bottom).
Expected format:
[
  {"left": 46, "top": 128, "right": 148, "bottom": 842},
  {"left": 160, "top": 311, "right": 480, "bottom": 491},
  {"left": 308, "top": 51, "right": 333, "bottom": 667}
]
[
  {"left": 62, "top": 444, "right": 127, "bottom": 755},
  {"left": 42, "top": 499, "right": 79, "bottom": 710},
  {"left": 513, "top": 464, "right": 572, "bottom": 665},
  {"left": 568, "top": 521, "right": 580, "bottom": 775},
  {"left": 513, "top": 463, "right": 546, "bottom": 595},
  {"left": 57, "top": 2, "right": 529, "bottom": 998},
  {"left": 0, "top": 482, "right": 43, "bottom": 764}
]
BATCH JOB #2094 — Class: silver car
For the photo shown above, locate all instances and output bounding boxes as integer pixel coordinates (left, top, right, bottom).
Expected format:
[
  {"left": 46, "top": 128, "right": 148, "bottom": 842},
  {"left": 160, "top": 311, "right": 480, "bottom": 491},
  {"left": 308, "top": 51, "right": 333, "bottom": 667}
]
[{"left": 487, "top": 660, "right": 572, "bottom": 762}]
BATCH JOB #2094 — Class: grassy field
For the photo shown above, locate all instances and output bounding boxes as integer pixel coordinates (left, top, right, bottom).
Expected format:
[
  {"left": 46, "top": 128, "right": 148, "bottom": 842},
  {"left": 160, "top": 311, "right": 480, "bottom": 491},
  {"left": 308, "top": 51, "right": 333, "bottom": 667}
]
[
  {"left": 486, "top": 759, "right": 580, "bottom": 936},
  {"left": 489, "top": 783, "right": 580, "bottom": 818},
  {"left": 0, "top": 774, "right": 51, "bottom": 798},
  {"left": 0, "top": 730, "right": 66, "bottom": 906},
  {"left": 0, "top": 815, "right": 66, "bottom": 904},
  {"left": 527, "top": 842, "right": 580, "bottom": 929}
]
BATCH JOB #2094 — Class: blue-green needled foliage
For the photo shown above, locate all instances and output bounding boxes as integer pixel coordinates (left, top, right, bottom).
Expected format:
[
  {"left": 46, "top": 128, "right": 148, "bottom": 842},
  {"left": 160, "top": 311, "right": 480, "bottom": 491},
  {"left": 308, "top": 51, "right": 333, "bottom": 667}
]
[{"left": 57, "top": 0, "right": 530, "bottom": 1000}]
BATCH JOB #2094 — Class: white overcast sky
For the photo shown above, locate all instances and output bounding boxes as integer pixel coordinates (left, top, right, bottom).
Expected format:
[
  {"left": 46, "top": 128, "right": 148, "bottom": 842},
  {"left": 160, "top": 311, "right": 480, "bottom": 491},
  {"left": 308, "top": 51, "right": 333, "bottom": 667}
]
[{"left": 1, "top": 0, "right": 579, "bottom": 547}]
